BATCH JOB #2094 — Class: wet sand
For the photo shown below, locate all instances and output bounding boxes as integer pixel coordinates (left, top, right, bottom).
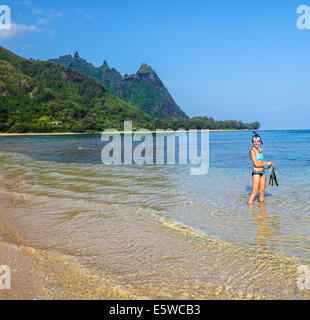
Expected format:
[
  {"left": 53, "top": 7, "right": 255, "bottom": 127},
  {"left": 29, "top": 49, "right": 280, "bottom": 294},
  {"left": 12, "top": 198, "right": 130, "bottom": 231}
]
[
  {"left": 0, "top": 240, "right": 48, "bottom": 300},
  {"left": 1, "top": 137, "right": 309, "bottom": 300},
  {"left": 0, "top": 191, "right": 143, "bottom": 300},
  {"left": 1, "top": 185, "right": 310, "bottom": 300},
  {"left": 0, "top": 239, "right": 144, "bottom": 300}
]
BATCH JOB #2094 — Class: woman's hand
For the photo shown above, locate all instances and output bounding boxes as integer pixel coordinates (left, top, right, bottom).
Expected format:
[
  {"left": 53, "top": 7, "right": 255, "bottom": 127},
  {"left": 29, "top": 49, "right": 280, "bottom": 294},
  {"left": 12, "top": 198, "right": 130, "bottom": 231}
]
[{"left": 268, "top": 162, "right": 273, "bottom": 167}]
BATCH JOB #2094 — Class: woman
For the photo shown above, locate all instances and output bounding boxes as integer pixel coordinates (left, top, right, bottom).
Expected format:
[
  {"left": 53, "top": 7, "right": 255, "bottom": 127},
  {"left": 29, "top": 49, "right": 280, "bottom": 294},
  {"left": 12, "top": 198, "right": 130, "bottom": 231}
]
[{"left": 248, "top": 135, "right": 273, "bottom": 205}]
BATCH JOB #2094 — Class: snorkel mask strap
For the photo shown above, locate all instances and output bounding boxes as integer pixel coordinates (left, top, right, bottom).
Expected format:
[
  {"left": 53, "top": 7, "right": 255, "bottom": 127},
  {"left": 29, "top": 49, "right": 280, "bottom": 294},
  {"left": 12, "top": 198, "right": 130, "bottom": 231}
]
[{"left": 252, "top": 131, "right": 264, "bottom": 153}]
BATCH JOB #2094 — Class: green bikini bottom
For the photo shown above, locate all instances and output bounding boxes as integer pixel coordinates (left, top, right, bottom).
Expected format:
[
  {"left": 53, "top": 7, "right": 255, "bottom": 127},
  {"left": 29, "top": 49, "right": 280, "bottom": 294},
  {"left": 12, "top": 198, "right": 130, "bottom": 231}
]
[{"left": 252, "top": 171, "right": 265, "bottom": 176}]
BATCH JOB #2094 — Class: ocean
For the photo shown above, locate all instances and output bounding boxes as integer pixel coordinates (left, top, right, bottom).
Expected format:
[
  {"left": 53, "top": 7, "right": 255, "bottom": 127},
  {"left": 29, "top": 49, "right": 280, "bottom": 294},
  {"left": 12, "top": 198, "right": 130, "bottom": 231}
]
[{"left": 0, "top": 130, "right": 310, "bottom": 299}]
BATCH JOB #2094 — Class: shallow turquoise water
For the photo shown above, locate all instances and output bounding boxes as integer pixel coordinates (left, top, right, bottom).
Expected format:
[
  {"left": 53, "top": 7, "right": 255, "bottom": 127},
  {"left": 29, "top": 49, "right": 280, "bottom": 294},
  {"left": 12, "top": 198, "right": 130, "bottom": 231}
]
[{"left": 0, "top": 130, "right": 309, "bottom": 299}]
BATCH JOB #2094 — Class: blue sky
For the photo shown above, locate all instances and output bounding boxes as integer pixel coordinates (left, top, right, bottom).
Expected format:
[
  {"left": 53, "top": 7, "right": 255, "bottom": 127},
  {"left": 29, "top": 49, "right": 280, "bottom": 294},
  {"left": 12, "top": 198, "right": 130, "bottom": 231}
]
[{"left": 1, "top": 0, "right": 310, "bottom": 129}]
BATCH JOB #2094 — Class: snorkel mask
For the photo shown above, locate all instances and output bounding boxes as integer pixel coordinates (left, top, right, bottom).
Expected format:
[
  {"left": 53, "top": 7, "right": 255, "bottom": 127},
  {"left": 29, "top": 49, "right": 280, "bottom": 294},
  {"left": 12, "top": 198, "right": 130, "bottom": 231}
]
[{"left": 252, "top": 131, "right": 264, "bottom": 153}]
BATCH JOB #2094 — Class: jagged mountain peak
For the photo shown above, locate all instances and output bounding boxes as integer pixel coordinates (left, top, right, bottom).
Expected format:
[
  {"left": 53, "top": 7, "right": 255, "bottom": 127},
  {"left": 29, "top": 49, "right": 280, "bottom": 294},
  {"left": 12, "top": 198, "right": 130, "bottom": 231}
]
[
  {"left": 49, "top": 53, "right": 188, "bottom": 118},
  {"left": 0, "top": 46, "right": 152, "bottom": 133},
  {"left": 137, "top": 63, "right": 155, "bottom": 74}
]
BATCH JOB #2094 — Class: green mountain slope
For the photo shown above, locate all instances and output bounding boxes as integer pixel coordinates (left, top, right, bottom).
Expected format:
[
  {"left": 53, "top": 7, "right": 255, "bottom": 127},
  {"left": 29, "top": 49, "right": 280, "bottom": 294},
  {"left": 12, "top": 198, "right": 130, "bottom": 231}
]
[
  {"left": 0, "top": 47, "right": 260, "bottom": 133},
  {"left": 49, "top": 52, "right": 188, "bottom": 119},
  {"left": 0, "top": 46, "right": 152, "bottom": 133}
]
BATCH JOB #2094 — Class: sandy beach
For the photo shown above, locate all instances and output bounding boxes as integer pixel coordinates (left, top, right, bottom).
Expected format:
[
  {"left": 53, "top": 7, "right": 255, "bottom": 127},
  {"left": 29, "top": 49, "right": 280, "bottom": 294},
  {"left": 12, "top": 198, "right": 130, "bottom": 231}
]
[
  {"left": 0, "top": 239, "right": 130, "bottom": 300},
  {"left": 0, "top": 239, "right": 142, "bottom": 300},
  {"left": 1, "top": 131, "right": 309, "bottom": 300},
  {"left": 0, "top": 190, "right": 46, "bottom": 300},
  {"left": 0, "top": 190, "right": 143, "bottom": 300},
  {"left": 0, "top": 239, "right": 48, "bottom": 300}
]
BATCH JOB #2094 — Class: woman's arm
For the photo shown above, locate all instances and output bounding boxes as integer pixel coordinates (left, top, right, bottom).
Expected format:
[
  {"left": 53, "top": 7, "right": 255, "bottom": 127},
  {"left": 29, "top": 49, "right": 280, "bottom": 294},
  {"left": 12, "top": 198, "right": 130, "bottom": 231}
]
[{"left": 250, "top": 149, "right": 272, "bottom": 168}]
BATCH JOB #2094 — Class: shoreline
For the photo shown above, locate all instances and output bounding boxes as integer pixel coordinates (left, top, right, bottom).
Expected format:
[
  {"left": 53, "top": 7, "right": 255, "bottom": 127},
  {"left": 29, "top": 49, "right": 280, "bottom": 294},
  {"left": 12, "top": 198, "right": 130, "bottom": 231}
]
[
  {"left": 0, "top": 190, "right": 144, "bottom": 300},
  {"left": 1, "top": 173, "right": 310, "bottom": 300},
  {"left": 0, "top": 129, "right": 254, "bottom": 137},
  {"left": 0, "top": 239, "right": 142, "bottom": 300}
]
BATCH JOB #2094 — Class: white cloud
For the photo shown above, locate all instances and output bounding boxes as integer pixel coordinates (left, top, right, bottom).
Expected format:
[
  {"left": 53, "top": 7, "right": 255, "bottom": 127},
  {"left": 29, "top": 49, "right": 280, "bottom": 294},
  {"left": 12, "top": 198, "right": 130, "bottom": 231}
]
[
  {"left": 0, "top": 22, "right": 55, "bottom": 39},
  {"left": 76, "top": 9, "right": 95, "bottom": 20},
  {"left": 37, "top": 10, "right": 63, "bottom": 25},
  {"left": 4, "top": 2, "right": 57, "bottom": 39},
  {"left": 15, "top": 1, "right": 43, "bottom": 16}
]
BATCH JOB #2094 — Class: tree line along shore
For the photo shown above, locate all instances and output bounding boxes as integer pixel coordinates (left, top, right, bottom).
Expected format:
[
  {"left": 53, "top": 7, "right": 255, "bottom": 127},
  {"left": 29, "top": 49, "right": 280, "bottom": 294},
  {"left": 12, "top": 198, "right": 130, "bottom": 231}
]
[{"left": 0, "top": 46, "right": 260, "bottom": 134}]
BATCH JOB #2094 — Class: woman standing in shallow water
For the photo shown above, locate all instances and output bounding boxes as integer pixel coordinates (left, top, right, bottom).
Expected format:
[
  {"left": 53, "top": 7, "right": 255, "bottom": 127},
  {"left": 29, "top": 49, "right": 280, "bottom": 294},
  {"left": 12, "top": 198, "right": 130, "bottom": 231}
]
[{"left": 248, "top": 134, "right": 273, "bottom": 205}]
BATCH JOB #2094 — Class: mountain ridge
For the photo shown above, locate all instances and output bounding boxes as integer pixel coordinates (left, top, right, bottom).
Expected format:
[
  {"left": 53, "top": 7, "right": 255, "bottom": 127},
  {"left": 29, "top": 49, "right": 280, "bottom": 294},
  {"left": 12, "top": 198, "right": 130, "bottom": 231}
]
[
  {"left": 49, "top": 52, "right": 188, "bottom": 119},
  {"left": 0, "top": 46, "right": 152, "bottom": 133},
  {"left": 0, "top": 46, "right": 260, "bottom": 133}
]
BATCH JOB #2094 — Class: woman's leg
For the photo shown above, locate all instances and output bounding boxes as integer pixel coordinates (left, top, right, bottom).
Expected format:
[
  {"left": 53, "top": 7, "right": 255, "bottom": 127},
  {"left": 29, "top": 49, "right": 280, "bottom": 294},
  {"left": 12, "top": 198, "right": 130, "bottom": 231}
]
[
  {"left": 248, "top": 174, "right": 260, "bottom": 205},
  {"left": 259, "top": 174, "right": 267, "bottom": 202}
]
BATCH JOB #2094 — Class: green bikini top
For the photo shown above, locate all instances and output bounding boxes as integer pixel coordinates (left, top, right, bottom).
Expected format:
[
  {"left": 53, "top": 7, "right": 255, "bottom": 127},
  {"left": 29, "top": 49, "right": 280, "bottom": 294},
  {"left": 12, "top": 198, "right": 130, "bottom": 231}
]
[{"left": 253, "top": 148, "right": 264, "bottom": 161}]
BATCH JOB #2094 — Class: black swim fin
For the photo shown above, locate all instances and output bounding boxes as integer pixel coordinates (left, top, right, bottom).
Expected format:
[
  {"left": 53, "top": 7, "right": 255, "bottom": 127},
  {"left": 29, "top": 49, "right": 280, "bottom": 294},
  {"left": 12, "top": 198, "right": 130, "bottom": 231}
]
[
  {"left": 273, "top": 170, "right": 279, "bottom": 187},
  {"left": 269, "top": 166, "right": 273, "bottom": 186},
  {"left": 268, "top": 165, "right": 279, "bottom": 187}
]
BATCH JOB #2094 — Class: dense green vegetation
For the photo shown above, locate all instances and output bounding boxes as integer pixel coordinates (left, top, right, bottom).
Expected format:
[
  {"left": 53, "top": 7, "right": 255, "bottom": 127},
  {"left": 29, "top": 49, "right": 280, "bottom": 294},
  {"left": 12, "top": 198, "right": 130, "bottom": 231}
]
[
  {"left": 0, "top": 46, "right": 152, "bottom": 133},
  {"left": 50, "top": 52, "right": 260, "bottom": 131},
  {"left": 0, "top": 46, "right": 260, "bottom": 133},
  {"left": 50, "top": 53, "right": 188, "bottom": 119},
  {"left": 152, "top": 117, "right": 260, "bottom": 131}
]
